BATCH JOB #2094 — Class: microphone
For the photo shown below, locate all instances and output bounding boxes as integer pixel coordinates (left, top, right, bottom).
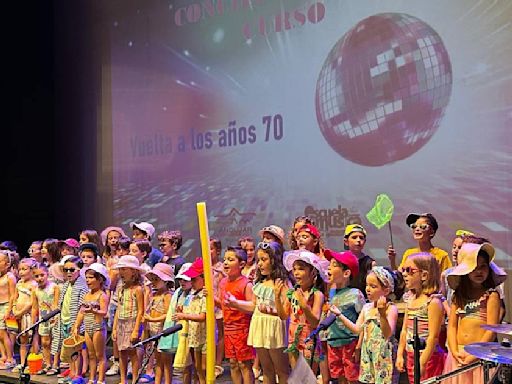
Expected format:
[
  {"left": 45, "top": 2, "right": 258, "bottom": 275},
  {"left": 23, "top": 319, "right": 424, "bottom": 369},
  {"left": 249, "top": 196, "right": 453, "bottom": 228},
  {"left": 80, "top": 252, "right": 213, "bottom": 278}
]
[
  {"left": 17, "top": 309, "right": 61, "bottom": 339},
  {"left": 304, "top": 314, "right": 337, "bottom": 343},
  {"left": 41, "top": 309, "right": 61, "bottom": 322},
  {"left": 131, "top": 323, "right": 183, "bottom": 348}
]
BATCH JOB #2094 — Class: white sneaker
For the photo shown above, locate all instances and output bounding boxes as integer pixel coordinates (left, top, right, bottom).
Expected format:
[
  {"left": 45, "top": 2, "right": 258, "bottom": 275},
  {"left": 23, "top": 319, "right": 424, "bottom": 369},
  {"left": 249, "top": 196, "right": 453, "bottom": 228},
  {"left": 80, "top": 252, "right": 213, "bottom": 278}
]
[{"left": 105, "top": 360, "right": 119, "bottom": 376}]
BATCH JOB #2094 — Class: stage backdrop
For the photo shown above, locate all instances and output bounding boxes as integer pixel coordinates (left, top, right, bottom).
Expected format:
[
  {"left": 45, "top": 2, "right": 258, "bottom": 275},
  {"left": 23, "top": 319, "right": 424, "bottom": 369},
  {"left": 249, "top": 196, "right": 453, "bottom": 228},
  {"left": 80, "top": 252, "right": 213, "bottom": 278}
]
[{"left": 99, "top": 0, "right": 512, "bottom": 268}]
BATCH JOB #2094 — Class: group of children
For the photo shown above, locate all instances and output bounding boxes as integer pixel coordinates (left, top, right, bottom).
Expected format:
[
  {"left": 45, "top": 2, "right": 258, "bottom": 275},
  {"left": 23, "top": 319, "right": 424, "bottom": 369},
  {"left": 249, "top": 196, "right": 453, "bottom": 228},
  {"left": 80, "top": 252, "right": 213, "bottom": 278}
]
[{"left": 0, "top": 213, "right": 507, "bottom": 384}]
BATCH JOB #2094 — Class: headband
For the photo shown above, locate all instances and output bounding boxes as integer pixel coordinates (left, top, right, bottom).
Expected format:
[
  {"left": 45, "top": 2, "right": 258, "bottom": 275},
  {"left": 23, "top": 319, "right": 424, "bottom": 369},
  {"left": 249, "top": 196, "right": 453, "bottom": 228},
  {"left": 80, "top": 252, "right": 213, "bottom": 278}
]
[{"left": 372, "top": 266, "right": 394, "bottom": 293}]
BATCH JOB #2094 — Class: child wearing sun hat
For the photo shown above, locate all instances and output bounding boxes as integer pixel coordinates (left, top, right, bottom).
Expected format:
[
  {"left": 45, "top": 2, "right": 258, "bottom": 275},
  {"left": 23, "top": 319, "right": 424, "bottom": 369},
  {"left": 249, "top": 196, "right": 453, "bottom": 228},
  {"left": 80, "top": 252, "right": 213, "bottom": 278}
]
[
  {"left": 143, "top": 263, "right": 173, "bottom": 384},
  {"left": 444, "top": 242, "right": 506, "bottom": 384},
  {"left": 112, "top": 255, "right": 145, "bottom": 384},
  {"left": 277, "top": 250, "right": 329, "bottom": 368},
  {"left": 159, "top": 263, "right": 193, "bottom": 383}
]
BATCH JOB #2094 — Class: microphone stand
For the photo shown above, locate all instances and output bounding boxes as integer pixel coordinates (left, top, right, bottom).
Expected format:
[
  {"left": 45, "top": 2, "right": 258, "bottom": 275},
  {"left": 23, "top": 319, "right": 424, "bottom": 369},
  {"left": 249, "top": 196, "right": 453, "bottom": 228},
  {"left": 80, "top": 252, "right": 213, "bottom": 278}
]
[
  {"left": 18, "top": 326, "right": 37, "bottom": 384},
  {"left": 17, "top": 310, "right": 60, "bottom": 384},
  {"left": 409, "top": 317, "right": 425, "bottom": 384},
  {"left": 134, "top": 338, "right": 156, "bottom": 384},
  {"left": 132, "top": 325, "right": 182, "bottom": 384}
]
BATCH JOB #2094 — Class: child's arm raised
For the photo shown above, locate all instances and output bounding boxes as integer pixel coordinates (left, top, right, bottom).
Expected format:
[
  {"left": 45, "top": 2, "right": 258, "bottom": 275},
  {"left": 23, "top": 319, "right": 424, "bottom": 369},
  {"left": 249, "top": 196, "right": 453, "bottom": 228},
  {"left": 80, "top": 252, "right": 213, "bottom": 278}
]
[
  {"left": 296, "top": 289, "right": 324, "bottom": 328},
  {"left": 225, "top": 282, "right": 255, "bottom": 314},
  {"left": 274, "top": 279, "right": 290, "bottom": 320},
  {"left": 420, "top": 296, "right": 444, "bottom": 375},
  {"left": 93, "top": 291, "right": 109, "bottom": 318},
  {"left": 17, "top": 285, "right": 36, "bottom": 316},
  {"left": 387, "top": 245, "right": 398, "bottom": 270},
  {"left": 224, "top": 283, "right": 255, "bottom": 314},
  {"left": 173, "top": 292, "right": 206, "bottom": 323},
  {"left": 146, "top": 293, "right": 172, "bottom": 323},
  {"left": 378, "top": 297, "right": 398, "bottom": 340},
  {"left": 330, "top": 303, "right": 366, "bottom": 335}
]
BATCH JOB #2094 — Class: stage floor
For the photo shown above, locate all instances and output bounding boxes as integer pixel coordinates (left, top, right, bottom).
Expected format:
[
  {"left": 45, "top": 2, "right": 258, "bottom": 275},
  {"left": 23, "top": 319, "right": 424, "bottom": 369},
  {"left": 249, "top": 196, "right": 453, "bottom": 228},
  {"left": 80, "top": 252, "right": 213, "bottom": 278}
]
[{"left": 0, "top": 368, "right": 234, "bottom": 384}]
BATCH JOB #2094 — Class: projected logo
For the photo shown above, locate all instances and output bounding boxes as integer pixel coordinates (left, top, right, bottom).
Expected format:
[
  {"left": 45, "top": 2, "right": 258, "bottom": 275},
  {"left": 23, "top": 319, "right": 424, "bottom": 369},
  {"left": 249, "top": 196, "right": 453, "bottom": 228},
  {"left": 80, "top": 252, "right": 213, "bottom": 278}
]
[
  {"left": 304, "top": 205, "right": 362, "bottom": 237},
  {"left": 315, "top": 13, "right": 452, "bottom": 166},
  {"left": 214, "top": 208, "right": 256, "bottom": 236}
]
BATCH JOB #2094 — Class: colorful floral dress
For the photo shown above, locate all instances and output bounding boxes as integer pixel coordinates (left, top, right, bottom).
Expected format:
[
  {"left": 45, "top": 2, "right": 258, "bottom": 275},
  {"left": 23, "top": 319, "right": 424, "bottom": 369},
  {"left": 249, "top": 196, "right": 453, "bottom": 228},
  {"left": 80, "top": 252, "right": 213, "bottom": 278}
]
[
  {"left": 359, "top": 304, "right": 397, "bottom": 384},
  {"left": 284, "top": 287, "right": 323, "bottom": 362}
]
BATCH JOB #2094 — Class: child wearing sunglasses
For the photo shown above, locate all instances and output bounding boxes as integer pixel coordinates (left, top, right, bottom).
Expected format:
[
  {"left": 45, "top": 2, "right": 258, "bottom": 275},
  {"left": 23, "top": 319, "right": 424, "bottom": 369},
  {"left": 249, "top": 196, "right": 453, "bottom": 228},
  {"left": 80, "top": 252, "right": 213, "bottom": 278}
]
[
  {"left": 50, "top": 256, "right": 89, "bottom": 380},
  {"left": 387, "top": 213, "right": 451, "bottom": 273},
  {"left": 396, "top": 253, "right": 445, "bottom": 383}
]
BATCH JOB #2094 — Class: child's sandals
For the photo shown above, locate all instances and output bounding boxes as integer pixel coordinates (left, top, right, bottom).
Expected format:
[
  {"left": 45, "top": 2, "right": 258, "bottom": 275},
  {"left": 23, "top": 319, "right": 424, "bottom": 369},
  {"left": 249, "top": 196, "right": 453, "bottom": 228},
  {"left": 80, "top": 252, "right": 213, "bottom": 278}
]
[
  {"left": 0, "top": 360, "right": 16, "bottom": 370},
  {"left": 46, "top": 367, "right": 60, "bottom": 375},
  {"left": 36, "top": 365, "right": 50, "bottom": 375}
]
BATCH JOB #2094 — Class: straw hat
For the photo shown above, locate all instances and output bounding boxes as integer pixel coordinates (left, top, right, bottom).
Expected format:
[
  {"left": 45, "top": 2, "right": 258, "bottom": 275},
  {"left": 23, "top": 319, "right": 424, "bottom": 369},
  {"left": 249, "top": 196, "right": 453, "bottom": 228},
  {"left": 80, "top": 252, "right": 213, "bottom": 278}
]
[{"left": 447, "top": 243, "right": 507, "bottom": 290}]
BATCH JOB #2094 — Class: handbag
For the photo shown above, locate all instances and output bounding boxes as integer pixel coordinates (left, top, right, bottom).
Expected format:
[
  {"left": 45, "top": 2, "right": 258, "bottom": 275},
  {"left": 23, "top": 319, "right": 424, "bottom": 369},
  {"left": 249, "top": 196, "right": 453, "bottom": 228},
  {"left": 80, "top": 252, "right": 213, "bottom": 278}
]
[
  {"left": 60, "top": 334, "right": 85, "bottom": 362},
  {"left": 5, "top": 314, "right": 18, "bottom": 333}
]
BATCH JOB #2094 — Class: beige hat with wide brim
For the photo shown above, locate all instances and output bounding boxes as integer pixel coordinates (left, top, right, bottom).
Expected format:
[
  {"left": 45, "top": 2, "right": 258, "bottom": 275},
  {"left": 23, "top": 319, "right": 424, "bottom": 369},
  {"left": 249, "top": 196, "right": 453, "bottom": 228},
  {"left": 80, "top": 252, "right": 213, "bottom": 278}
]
[{"left": 447, "top": 243, "right": 507, "bottom": 290}]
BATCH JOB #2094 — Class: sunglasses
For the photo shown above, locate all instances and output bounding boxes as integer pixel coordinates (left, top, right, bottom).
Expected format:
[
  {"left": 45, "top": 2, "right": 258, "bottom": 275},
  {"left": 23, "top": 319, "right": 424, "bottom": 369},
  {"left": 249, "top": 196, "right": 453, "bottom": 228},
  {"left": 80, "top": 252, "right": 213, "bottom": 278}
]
[
  {"left": 63, "top": 268, "right": 76, "bottom": 273},
  {"left": 399, "top": 266, "right": 420, "bottom": 275},
  {"left": 258, "top": 242, "right": 273, "bottom": 250},
  {"left": 410, "top": 223, "right": 429, "bottom": 231}
]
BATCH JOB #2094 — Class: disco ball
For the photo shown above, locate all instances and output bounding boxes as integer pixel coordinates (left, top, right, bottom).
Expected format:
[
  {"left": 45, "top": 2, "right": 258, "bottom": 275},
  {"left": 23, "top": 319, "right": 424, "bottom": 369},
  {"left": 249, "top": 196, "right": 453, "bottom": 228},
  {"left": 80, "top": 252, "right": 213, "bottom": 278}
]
[{"left": 315, "top": 13, "right": 452, "bottom": 166}]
